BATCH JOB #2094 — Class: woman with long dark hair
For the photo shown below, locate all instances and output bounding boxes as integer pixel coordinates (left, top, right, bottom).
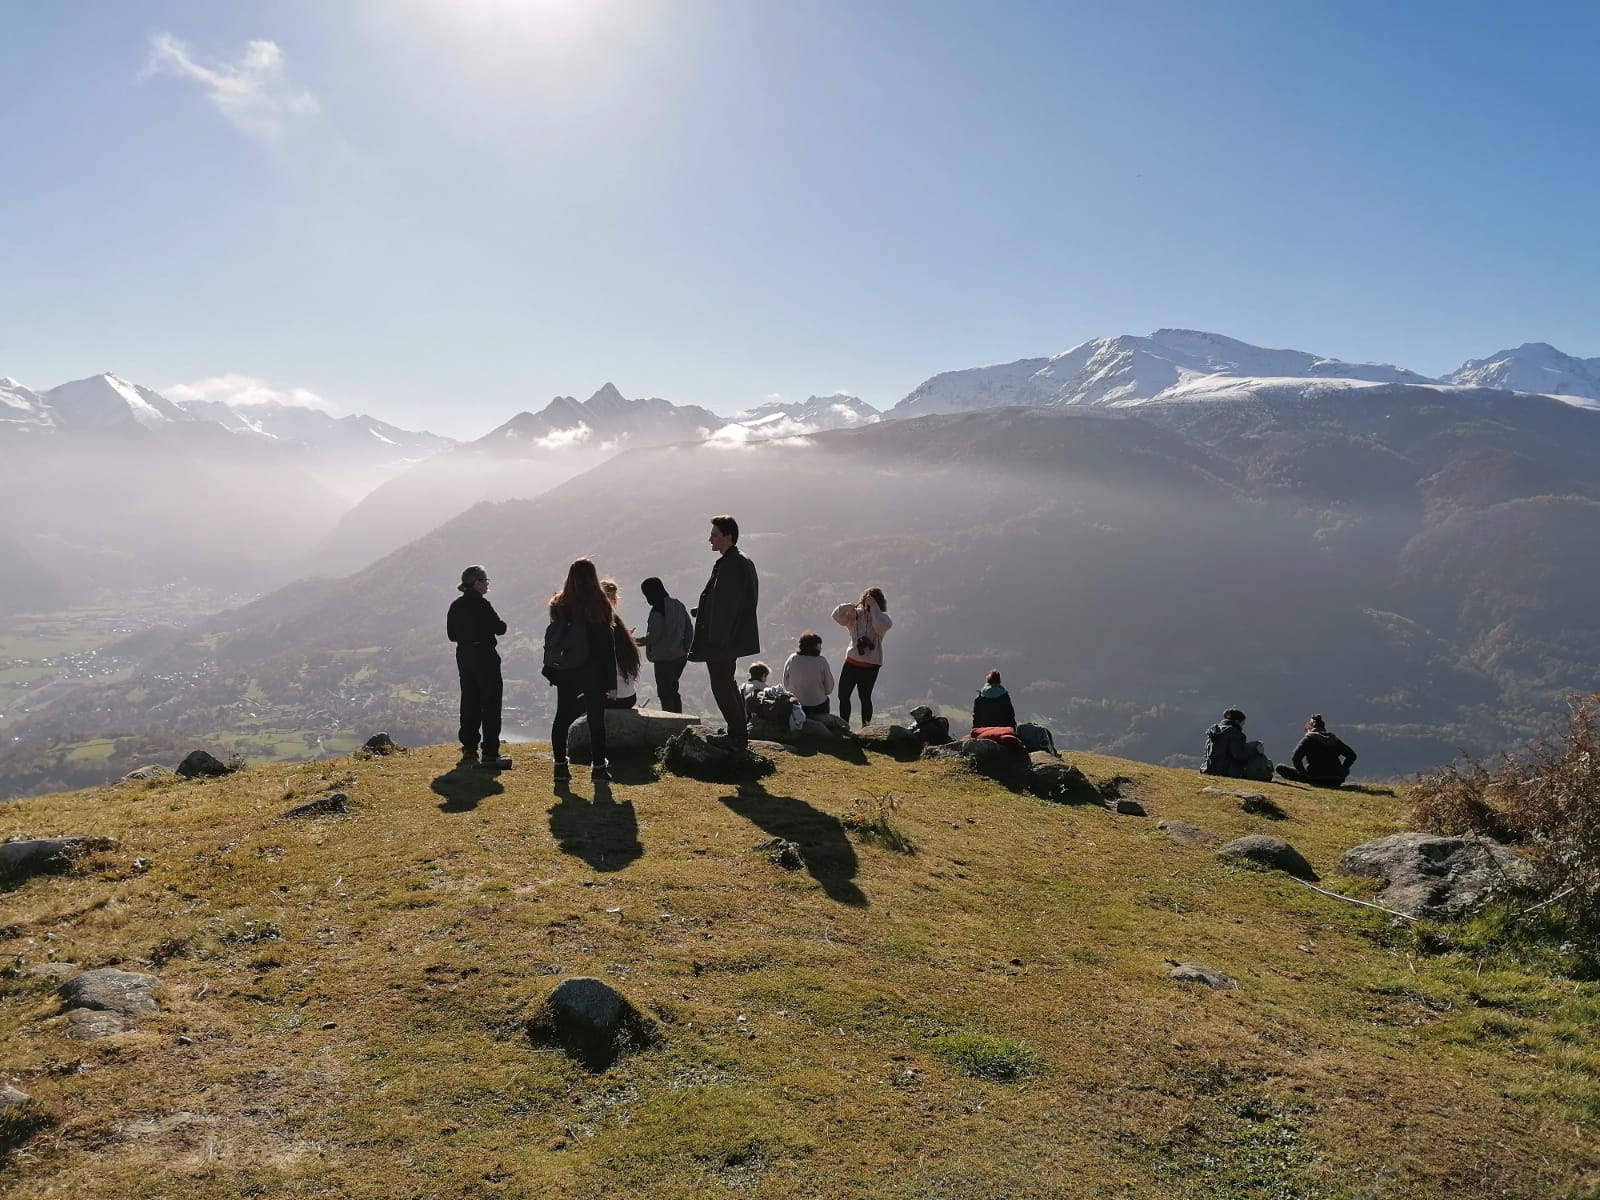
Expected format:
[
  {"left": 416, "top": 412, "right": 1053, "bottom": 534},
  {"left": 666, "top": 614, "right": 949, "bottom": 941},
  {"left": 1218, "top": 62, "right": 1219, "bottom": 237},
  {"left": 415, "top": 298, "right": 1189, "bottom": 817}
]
[
  {"left": 544, "top": 558, "right": 619, "bottom": 783},
  {"left": 830, "top": 587, "right": 892, "bottom": 727}
]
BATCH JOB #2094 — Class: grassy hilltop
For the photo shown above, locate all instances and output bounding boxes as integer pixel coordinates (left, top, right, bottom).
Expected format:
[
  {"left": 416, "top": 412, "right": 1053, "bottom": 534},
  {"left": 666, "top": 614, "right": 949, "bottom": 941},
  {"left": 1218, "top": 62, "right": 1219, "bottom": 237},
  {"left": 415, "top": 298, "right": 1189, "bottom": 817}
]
[{"left": 3, "top": 743, "right": 1599, "bottom": 1199}]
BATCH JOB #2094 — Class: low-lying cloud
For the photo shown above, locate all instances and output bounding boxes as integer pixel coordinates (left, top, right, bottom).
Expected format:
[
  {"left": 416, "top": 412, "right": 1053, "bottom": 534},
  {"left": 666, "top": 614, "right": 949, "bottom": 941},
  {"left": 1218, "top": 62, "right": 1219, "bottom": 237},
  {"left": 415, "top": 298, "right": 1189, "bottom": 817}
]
[
  {"left": 166, "top": 374, "right": 334, "bottom": 412},
  {"left": 143, "top": 34, "right": 319, "bottom": 141}
]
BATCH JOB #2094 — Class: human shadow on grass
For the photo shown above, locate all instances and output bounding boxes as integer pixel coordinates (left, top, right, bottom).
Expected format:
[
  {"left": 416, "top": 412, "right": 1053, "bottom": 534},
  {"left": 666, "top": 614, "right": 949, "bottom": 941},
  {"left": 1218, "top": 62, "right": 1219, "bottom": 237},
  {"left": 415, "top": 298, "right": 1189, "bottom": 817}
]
[
  {"left": 430, "top": 766, "right": 505, "bottom": 813},
  {"left": 719, "top": 782, "right": 868, "bottom": 907},
  {"left": 549, "top": 783, "right": 643, "bottom": 872}
]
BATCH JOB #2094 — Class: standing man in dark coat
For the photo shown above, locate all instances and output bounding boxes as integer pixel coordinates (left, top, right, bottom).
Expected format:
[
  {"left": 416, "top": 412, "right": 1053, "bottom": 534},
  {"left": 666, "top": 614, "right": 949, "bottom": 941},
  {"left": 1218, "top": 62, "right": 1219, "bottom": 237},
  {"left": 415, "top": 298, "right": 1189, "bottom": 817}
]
[
  {"left": 447, "top": 565, "right": 511, "bottom": 770},
  {"left": 689, "top": 514, "right": 760, "bottom": 749}
]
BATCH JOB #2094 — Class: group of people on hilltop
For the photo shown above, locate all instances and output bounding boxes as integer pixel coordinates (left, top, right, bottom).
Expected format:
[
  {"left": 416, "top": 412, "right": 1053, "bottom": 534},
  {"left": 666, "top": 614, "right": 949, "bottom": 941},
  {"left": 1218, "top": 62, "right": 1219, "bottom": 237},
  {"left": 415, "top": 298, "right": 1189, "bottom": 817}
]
[
  {"left": 448, "top": 516, "right": 1360, "bottom": 788},
  {"left": 445, "top": 514, "right": 900, "bottom": 784},
  {"left": 1201, "top": 708, "right": 1358, "bottom": 788}
]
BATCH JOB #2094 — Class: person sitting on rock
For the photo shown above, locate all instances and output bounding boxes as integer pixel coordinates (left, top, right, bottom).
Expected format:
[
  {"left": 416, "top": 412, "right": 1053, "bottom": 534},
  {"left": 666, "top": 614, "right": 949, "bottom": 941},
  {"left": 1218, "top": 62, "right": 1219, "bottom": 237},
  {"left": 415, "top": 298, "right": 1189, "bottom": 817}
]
[
  {"left": 741, "top": 662, "right": 774, "bottom": 718},
  {"left": 782, "top": 631, "right": 835, "bottom": 719},
  {"left": 1276, "top": 715, "right": 1357, "bottom": 787},
  {"left": 971, "top": 670, "right": 1017, "bottom": 731},
  {"left": 600, "top": 579, "right": 643, "bottom": 710},
  {"left": 1201, "top": 707, "right": 1274, "bottom": 782}
]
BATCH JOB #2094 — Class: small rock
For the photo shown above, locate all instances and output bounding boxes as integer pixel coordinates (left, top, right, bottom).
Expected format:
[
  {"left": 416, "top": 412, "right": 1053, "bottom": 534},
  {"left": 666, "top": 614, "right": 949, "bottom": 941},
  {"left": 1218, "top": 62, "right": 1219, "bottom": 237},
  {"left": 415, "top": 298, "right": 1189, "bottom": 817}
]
[
  {"left": 661, "top": 728, "right": 775, "bottom": 782},
  {"left": 66, "top": 1009, "right": 129, "bottom": 1040},
  {"left": 176, "top": 750, "right": 232, "bottom": 779},
  {"left": 1168, "top": 962, "right": 1238, "bottom": 990},
  {"left": 362, "top": 732, "right": 401, "bottom": 755},
  {"left": 122, "top": 765, "right": 173, "bottom": 781},
  {"left": 754, "top": 837, "right": 806, "bottom": 870},
  {"left": 1157, "top": 820, "right": 1218, "bottom": 846},
  {"left": 61, "top": 968, "right": 161, "bottom": 1017},
  {"left": 1112, "top": 798, "right": 1147, "bottom": 816},
  {"left": 280, "top": 793, "right": 349, "bottom": 820},
  {"left": 1217, "top": 835, "right": 1318, "bottom": 881},
  {"left": 528, "top": 976, "right": 656, "bottom": 1070},
  {"left": 0, "top": 837, "right": 116, "bottom": 878},
  {"left": 1239, "top": 794, "right": 1286, "bottom": 818},
  {"left": 0, "top": 1084, "right": 32, "bottom": 1110}
]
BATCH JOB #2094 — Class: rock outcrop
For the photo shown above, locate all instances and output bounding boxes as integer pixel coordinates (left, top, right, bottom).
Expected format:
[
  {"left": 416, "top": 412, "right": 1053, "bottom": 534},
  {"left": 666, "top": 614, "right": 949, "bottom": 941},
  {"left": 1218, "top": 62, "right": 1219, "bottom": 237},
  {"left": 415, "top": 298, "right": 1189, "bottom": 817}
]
[
  {"left": 1337, "top": 833, "right": 1533, "bottom": 919},
  {"left": 175, "top": 750, "right": 232, "bottom": 779},
  {"left": 569, "top": 708, "right": 700, "bottom": 760},
  {"left": 661, "top": 728, "right": 775, "bottom": 782},
  {"left": 0, "top": 837, "right": 116, "bottom": 879},
  {"left": 60, "top": 968, "right": 160, "bottom": 1039}
]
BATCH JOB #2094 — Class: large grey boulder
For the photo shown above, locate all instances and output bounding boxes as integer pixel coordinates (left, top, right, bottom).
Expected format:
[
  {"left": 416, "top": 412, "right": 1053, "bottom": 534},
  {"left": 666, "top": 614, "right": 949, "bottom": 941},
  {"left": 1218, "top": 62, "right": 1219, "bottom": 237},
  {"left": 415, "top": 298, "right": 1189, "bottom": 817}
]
[
  {"left": 1028, "top": 753, "right": 1098, "bottom": 804},
  {"left": 527, "top": 976, "right": 656, "bottom": 1070},
  {"left": 569, "top": 708, "right": 700, "bottom": 760},
  {"left": 661, "top": 727, "right": 775, "bottom": 782},
  {"left": 0, "top": 837, "right": 116, "bottom": 878},
  {"left": 1337, "top": 833, "right": 1533, "bottom": 919},
  {"left": 1217, "top": 835, "right": 1318, "bottom": 881},
  {"left": 855, "top": 724, "right": 925, "bottom": 759}
]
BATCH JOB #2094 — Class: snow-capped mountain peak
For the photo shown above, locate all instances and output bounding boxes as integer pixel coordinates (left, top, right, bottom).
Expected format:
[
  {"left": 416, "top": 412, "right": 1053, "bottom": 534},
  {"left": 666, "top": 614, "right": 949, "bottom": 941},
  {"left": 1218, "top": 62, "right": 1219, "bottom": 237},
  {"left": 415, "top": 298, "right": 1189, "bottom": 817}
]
[
  {"left": 43, "top": 373, "right": 192, "bottom": 429},
  {"left": 0, "top": 378, "right": 52, "bottom": 429},
  {"left": 891, "top": 329, "right": 1435, "bottom": 418},
  {"left": 1446, "top": 343, "right": 1600, "bottom": 402}
]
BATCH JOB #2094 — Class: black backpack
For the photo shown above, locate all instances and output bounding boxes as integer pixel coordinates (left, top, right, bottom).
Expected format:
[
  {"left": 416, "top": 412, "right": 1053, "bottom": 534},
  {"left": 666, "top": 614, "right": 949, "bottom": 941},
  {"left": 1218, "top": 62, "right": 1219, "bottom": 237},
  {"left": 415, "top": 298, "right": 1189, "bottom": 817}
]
[
  {"left": 755, "top": 686, "right": 795, "bottom": 725},
  {"left": 542, "top": 617, "right": 589, "bottom": 675}
]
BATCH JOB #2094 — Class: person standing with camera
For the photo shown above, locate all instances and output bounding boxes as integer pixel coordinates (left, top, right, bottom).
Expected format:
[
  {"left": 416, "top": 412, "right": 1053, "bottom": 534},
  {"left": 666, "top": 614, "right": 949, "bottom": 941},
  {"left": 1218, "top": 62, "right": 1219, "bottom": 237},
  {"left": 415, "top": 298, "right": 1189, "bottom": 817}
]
[{"left": 831, "top": 587, "right": 892, "bottom": 727}]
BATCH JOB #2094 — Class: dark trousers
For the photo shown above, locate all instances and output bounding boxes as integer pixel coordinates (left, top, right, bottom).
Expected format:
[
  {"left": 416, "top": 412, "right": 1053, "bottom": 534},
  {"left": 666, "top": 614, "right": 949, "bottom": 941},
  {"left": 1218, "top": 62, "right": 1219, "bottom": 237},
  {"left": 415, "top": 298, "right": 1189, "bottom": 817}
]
[
  {"left": 706, "top": 659, "right": 746, "bottom": 746},
  {"left": 552, "top": 678, "right": 608, "bottom": 765},
  {"left": 654, "top": 656, "right": 688, "bottom": 713},
  {"left": 802, "top": 700, "right": 831, "bottom": 718},
  {"left": 838, "top": 661, "right": 881, "bottom": 726},
  {"left": 456, "top": 645, "right": 503, "bottom": 756},
  {"left": 1276, "top": 765, "right": 1348, "bottom": 788}
]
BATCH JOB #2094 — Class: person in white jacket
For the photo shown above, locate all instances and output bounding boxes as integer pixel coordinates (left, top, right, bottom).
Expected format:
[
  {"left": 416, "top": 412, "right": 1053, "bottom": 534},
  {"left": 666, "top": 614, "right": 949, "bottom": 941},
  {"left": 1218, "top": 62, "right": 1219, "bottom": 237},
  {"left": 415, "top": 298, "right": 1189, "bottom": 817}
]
[
  {"left": 831, "top": 587, "right": 892, "bottom": 726},
  {"left": 783, "top": 630, "right": 835, "bottom": 718}
]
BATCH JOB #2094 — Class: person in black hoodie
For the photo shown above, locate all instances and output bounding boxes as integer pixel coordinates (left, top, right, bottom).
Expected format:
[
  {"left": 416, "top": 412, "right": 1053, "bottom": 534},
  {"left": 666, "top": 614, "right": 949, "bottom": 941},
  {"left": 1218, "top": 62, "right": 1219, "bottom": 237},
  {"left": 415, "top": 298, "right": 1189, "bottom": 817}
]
[
  {"left": 446, "top": 565, "right": 510, "bottom": 770},
  {"left": 637, "top": 577, "right": 693, "bottom": 712},
  {"left": 544, "top": 558, "right": 620, "bottom": 783},
  {"left": 1201, "top": 707, "right": 1273, "bottom": 782},
  {"left": 689, "top": 515, "right": 760, "bottom": 749},
  {"left": 1276, "top": 715, "right": 1357, "bottom": 787},
  {"left": 971, "top": 670, "right": 1018, "bottom": 730}
]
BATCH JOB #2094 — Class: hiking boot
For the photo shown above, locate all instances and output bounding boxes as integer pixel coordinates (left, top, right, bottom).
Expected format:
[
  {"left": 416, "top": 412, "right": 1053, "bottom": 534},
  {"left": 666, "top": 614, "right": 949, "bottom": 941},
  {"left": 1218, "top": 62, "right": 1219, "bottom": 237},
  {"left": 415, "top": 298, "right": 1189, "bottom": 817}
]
[
  {"left": 552, "top": 761, "right": 571, "bottom": 783},
  {"left": 457, "top": 750, "right": 479, "bottom": 768},
  {"left": 591, "top": 762, "right": 613, "bottom": 783}
]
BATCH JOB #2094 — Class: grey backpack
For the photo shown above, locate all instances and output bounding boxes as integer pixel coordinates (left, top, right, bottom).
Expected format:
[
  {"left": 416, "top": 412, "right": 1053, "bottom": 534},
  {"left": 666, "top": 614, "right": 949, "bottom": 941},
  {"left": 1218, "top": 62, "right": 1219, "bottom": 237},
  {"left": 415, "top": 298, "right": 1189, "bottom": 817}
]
[{"left": 542, "top": 617, "right": 589, "bottom": 675}]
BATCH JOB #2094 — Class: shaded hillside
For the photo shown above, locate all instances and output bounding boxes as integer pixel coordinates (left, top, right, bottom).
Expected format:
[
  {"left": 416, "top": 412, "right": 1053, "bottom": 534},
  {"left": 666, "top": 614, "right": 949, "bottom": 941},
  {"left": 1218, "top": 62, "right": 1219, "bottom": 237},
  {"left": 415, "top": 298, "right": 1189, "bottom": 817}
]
[{"left": 2, "top": 745, "right": 1597, "bottom": 1198}]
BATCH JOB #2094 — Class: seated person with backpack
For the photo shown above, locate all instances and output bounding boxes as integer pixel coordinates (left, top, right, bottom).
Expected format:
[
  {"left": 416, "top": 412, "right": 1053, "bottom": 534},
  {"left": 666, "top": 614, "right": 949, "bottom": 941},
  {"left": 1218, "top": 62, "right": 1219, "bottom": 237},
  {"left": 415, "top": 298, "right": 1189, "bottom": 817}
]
[
  {"left": 971, "top": 670, "right": 1017, "bottom": 731},
  {"left": 1276, "top": 715, "right": 1357, "bottom": 787},
  {"left": 1201, "top": 707, "right": 1274, "bottom": 783}
]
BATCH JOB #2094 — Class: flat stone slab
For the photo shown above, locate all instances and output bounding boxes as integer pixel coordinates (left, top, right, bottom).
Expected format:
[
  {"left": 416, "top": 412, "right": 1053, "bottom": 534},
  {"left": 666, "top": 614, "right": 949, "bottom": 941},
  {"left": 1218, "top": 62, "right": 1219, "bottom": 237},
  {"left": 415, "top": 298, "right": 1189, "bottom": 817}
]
[
  {"left": 122, "top": 765, "right": 173, "bottom": 781},
  {"left": 569, "top": 708, "right": 701, "bottom": 759},
  {"left": 1337, "top": 832, "right": 1533, "bottom": 919},
  {"left": 1158, "top": 820, "right": 1218, "bottom": 846},
  {"left": 0, "top": 1084, "right": 33, "bottom": 1110},
  {"left": 1168, "top": 962, "right": 1238, "bottom": 990},
  {"left": 61, "top": 968, "right": 160, "bottom": 1017},
  {"left": 1217, "top": 835, "right": 1318, "bottom": 881},
  {"left": 66, "top": 1009, "right": 129, "bottom": 1040}
]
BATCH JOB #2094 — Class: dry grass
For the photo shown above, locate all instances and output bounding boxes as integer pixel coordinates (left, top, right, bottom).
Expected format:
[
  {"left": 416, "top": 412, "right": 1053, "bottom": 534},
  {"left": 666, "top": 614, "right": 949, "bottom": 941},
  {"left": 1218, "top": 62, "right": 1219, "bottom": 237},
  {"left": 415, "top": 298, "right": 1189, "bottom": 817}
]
[{"left": 1, "top": 745, "right": 1598, "bottom": 1198}]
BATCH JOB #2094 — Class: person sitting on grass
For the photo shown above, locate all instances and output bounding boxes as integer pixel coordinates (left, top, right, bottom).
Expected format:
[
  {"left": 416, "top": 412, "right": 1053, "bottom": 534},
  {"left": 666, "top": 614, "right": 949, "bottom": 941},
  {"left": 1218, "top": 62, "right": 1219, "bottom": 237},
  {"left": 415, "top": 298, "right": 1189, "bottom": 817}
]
[
  {"left": 1276, "top": 715, "right": 1357, "bottom": 787},
  {"left": 1200, "top": 707, "right": 1274, "bottom": 782}
]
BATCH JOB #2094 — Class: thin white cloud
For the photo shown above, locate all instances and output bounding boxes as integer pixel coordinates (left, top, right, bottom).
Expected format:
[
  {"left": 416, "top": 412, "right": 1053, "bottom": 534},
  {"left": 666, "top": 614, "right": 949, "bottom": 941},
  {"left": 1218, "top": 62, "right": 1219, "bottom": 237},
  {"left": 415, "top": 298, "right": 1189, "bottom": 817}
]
[
  {"left": 143, "top": 33, "right": 318, "bottom": 141},
  {"left": 534, "top": 423, "right": 593, "bottom": 450},
  {"left": 166, "top": 374, "right": 335, "bottom": 413}
]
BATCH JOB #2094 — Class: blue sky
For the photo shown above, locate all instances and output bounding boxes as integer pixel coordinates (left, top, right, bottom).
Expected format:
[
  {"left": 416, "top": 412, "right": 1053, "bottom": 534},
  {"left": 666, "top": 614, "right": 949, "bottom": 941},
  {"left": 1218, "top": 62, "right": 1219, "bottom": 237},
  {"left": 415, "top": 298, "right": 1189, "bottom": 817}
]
[{"left": 1, "top": 0, "right": 1596, "bottom": 436}]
